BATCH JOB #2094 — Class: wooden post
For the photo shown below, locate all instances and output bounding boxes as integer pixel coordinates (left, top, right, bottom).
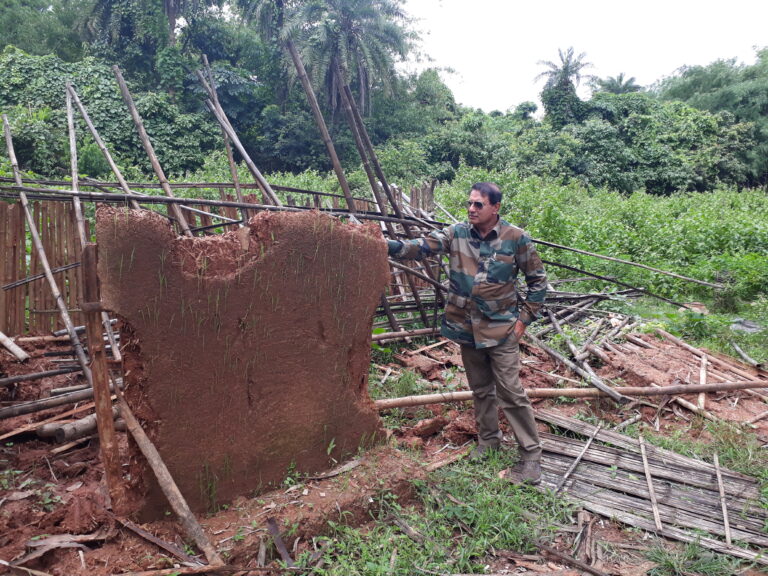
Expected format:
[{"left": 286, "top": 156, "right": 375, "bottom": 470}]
[
  {"left": 112, "top": 66, "right": 193, "bottom": 236},
  {"left": 2, "top": 114, "right": 92, "bottom": 382},
  {"left": 82, "top": 243, "right": 125, "bottom": 512}
]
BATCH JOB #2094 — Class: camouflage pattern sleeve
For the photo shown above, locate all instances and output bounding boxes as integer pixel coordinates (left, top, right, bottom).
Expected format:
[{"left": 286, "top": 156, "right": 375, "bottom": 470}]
[
  {"left": 516, "top": 232, "right": 548, "bottom": 325},
  {"left": 389, "top": 226, "right": 454, "bottom": 260}
]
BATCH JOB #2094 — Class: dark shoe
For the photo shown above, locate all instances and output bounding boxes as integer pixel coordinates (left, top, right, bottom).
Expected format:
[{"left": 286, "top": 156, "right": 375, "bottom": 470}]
[
  {"left": 518, "top": 460, "right": 542, "bottom": 485},
  {"left": 502, "top": 459, "right": 542, "bottom": 485},
  {"left": 469, "top": 443, "right": 498, "bottom": 461}
]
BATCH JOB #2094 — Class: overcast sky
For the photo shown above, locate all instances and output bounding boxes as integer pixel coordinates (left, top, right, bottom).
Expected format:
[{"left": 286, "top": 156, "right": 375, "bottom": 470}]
[{"left": 400, "top": 0, "right": 768, "bottom": 113}]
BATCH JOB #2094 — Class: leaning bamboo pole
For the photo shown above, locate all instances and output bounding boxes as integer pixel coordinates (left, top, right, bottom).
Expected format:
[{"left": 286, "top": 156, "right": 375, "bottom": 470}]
[
  {"left": 65, "top": 87, "right": 122, "bottom": 363},
  {"left": 535, "top": 239, "right": 723, "bottom": 289},
  {"left": 112, "top": 66, "right": 192, "bottom": 236},
  {"left": 284, "top": 39, "right": 356, "bottom": 212},
  {"left": 202, "top": 98, "right": 282, "bottom": 206},
  {"left": 66, "top": 83, "right": 140, "bottom": 209},
  {"left": 2, "top": 115, "right": 92, "bottom": 384},
  {"left": 202, "top": 54, "right": 247, "bottom": 223}
]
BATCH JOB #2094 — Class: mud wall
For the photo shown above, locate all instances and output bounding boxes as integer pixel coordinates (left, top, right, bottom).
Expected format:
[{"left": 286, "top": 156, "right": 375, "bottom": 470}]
[{"left": 96, "top": 207, "right": 389, "bottom": 514}]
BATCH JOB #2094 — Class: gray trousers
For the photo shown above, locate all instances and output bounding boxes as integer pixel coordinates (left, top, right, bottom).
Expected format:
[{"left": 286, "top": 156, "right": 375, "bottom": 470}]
[{"left": 461, "top": 336, "right": 542, "bottom": 461}]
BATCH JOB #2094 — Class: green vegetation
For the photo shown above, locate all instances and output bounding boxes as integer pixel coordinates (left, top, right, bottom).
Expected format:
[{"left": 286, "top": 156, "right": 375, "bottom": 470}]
[
  {"left": 290, "top": 454, "right": 572, "bottom": 575},
  {"left": 1, "top": 2, "right": 767, "bottom": 573}
]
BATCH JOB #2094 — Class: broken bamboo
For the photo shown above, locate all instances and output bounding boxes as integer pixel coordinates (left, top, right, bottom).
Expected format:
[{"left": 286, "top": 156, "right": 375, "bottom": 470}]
[
  {"left": 524, "top": 331, "right": 628, "bottom": 404},
  {"left": 0, "top": 329, "right": 29, "bottom": 362}
]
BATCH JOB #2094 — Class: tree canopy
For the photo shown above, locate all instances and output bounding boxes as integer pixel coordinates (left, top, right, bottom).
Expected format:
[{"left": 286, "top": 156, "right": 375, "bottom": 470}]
[{"left": 0, "top": 5, "right": 765, "bottom": 194}]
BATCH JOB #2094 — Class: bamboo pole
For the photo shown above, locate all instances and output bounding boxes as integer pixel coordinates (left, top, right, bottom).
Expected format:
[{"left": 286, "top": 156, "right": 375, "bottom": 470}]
[
  {"left": 535, "top": 238, "right": 724, "bottom": 289},
  {"left": 65, "top": 87, "right": 122, "bottom": 364},
  {"left": 555, "top": 423, "right": 602, "bottom": 493},
  {"left": 373, "top": 380, "right": 768, "bottom": 410},
  {"left": 66, "top": 83, "right": 141, "bottom": 209},
  {"left": 112, "top": 66, "right": 192, "bottom": 236},
  {"left": 713, "top": 453, "right": 732, "bottom": 545},
  {"left": 2, "top": 115, "right": 92, "bottom": 383},
  {"left": 284, "top": 39, "right": 355, "bottom": 212},
  {"left": 202, "top": 99, "right": 281, "bottom": 206},
  {"left": 371, "top": 327, "right": 437, "bottom": 342},
  {"left": 201, "top": 55, "right": 246, "bottom": 224},
  {"left": 638, "top": 436, "right": 663, "bottom": 531},
  {"left": 116, "top": 398, "right": 224, "bottom": 566},
  {"left": 81, "top": 243, "right": 125, "bottom": 511},
  {"left": 0, "top": 382, "right": 118, "bottom": 419},
  {"left": 0, "top": 329, "right": 29, "bottom": 362},
  {"left": 0, "top": 367, "right": 81, "bottom": 388}
]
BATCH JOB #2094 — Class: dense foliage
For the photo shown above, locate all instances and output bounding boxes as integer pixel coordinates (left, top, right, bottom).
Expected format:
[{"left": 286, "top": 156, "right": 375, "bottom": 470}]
[{"left": 0, "top": 1, "right": 765, "bottom": 193}]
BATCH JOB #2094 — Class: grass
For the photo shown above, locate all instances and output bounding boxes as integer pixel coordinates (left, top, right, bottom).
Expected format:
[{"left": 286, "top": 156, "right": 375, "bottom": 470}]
[
  {"left": 300, "top": 449, "right": 572, "bottom": 576},
  {"left": 645, "top": 540, "right": 743, "bottom": 576}
]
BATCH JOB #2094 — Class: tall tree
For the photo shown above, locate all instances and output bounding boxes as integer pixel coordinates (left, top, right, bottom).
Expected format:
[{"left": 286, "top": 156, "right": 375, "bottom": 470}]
[
  {"left": 537, "top": 47, "right": 593, "bottom": 128},
  {"left": 592, "top": 72, "right": 642, "bottom": 94},
  {"left": 292, "top": 0, "right": 408, "bottom": 115}
]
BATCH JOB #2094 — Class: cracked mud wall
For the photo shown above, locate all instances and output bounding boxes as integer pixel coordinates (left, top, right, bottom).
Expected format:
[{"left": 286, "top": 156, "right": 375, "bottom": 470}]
[{"left": 96, "top": 207, "right": 389, "bottom": 515}]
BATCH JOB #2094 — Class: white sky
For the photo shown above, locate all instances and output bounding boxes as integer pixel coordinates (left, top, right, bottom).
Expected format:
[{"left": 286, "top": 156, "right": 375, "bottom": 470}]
[{"left": 401, "top": 0, "right": 768, "bottom": 113}]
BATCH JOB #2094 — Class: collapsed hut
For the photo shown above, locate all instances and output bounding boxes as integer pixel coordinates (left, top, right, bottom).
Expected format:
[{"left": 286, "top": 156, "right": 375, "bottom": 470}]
[{"left": 0, "top": 61, "right": 767, "bottom": 575}]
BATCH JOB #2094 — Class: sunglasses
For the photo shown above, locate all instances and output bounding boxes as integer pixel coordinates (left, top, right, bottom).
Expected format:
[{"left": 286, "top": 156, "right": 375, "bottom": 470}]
[{"left": 466, "top": 201, "right": 488, "bottom": 210}]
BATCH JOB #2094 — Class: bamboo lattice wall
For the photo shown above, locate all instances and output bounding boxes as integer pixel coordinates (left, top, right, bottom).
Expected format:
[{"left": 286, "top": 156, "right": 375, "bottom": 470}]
[{"left": 0, "top": 200, "right": 83, "bottom": 335}]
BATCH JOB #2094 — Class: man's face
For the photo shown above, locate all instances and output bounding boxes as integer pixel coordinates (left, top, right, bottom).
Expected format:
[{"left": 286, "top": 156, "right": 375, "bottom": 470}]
[{"left": 467, "top": 189, "right": 499, "bottom": 229}]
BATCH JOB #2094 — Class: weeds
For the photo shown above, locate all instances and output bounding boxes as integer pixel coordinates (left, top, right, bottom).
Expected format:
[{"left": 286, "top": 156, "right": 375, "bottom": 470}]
[{"left": 645, "top": 540, "right": 742, "bottom": 576}]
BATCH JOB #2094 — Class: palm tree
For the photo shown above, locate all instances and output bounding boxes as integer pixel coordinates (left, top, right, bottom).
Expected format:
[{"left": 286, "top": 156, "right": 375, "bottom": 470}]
[
  {"left": 238, "top": 0, "right": 357, "bottom": 210},
  {"left": 536, "top": 46, "right": 593, "bottom": 88},
  {"left": 291, "top": 0, "right": 409, "bottom": 115},
  {"left": 592, "top": 73, "right": 643, "bottom": 94},
  {"left": 536, "top": 47, "right": 593, "bottom": 128}
]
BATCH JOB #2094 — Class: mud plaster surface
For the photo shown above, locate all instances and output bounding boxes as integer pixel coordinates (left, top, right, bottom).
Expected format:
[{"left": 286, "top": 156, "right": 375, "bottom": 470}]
[{"left": 95, "top": 207, "right": 389, "bottom": 515}]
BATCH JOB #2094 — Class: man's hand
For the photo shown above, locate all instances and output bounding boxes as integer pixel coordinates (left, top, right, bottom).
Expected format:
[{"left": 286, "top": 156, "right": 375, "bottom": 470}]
[{"left": 513, "top": 320, "right": 526, "bottom": 341}]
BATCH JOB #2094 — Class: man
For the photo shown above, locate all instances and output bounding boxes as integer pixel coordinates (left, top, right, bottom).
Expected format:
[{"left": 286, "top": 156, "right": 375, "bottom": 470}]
[{"left": 387, "top": 182, "right": 547, "bottom": 484}]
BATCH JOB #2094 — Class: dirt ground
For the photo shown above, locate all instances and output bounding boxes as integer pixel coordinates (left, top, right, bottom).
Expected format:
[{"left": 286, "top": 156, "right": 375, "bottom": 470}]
[{"left": 1, "top": 332, "right": 767, "bottom": 576}]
